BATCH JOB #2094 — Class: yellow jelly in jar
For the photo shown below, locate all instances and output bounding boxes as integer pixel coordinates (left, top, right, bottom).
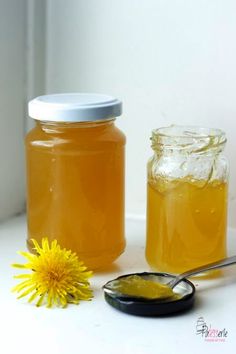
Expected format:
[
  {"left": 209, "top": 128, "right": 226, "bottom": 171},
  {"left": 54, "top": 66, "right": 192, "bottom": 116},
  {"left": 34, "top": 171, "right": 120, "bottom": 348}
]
[
  {"left": 26, "top": 94, "right": 126, "bottom": 270},
  {"left": 146, "top": 126, "right": 228, "bottom": 274}
]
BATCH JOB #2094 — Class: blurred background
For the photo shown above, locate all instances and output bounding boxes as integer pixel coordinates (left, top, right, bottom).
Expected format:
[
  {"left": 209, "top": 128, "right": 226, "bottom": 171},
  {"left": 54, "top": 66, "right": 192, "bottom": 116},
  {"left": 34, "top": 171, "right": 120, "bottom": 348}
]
[{"left": 1, "top": 0, "right": 236, "bottom": 227}]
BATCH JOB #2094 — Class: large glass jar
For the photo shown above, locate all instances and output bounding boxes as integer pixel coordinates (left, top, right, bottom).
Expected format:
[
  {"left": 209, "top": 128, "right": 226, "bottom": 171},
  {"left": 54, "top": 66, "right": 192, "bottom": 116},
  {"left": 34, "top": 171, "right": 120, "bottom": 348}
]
[
  {"left": 146, "top": 125, "right": 228, "bottom": 274},
  {"left": 26, "top": 93, "right": 126, "bottom": 270}
]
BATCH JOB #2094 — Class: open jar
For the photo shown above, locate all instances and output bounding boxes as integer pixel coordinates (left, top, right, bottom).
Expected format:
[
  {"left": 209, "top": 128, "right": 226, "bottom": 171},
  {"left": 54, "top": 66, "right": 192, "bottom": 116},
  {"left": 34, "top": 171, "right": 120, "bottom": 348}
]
[
  {"left": 146, "top": 125, "right": 228, "bottom": 274},
  {"left": 26, "top": 93, "right": 126, "bottom": 270}
]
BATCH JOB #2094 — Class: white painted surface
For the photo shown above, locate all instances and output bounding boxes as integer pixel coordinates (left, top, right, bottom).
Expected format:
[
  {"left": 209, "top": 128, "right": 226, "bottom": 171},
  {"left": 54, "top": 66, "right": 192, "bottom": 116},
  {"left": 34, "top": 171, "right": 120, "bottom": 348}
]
[
  {"left": 0, "top": 215, "right": 235, "bottom": 354},
  {"left": 1, "top": 0, "right": 236, "bottom": 227},
  {"left": 0, "top": 0, "right": 46, "bottom": 221},
  {"left": 0, "top": 0, "right": 27, "bottom": 221},
  {"left": 46, "top": 0, "right": 236, "bottom": 227},
  {"left": 26, "top": 0, "right": 46, "bottom": 131}
]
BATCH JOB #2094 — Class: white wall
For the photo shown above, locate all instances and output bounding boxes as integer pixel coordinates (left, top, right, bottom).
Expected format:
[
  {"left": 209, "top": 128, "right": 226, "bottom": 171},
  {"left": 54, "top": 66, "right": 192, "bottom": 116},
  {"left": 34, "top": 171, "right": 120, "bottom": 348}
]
[
  {"left": 1, "top": 0, "right": 235, "bottom": 226},
  {"left": 0, "top": 0, "right": 46, "bottom": 222},
  {"left": 46, "top": 0, "right": 236, "bottom": 227},
  {"left": 26, "top": 0, "right": 47, "bottom": 130},
  {"left": 0, "top": 0, "right": 27, "bottom": 221}
]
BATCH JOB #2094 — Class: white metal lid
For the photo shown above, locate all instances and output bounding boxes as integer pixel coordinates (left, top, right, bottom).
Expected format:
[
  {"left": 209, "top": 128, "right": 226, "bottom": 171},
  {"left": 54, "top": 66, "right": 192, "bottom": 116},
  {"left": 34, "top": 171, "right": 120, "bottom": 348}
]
[{"left": 28, "top": 93, "right": 122, "bottom": 122}]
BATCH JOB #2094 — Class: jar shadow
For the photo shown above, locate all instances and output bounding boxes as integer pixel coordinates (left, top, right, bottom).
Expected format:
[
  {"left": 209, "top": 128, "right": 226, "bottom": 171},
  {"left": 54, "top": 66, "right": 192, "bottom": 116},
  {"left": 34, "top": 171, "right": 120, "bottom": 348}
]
[{"left": 93, "top": 263, "right": 121, "bottom": 275}]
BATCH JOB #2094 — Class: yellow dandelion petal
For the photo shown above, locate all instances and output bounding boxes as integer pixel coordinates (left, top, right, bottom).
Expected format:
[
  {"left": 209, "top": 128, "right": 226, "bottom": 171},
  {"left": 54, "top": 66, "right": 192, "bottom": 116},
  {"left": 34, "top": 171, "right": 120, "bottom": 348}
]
[
  {"left": 28, "top": 291, "right": 39, "bottom": 303},
  {"left": 47, "top": 292, "right": 53, "bottom": 308},
  {"left": 12, "top": 237, "right": 93, "bottom": 308},
  {"left": 68, "top": 297, "right": 80, "bottom": 305},
  {"left": 31, "top": 238, "right": 41, "bottom": 254},
  {"left": 12, "top": 263, "right": 27, "bottom": 269},
  {"left": 51, "top": 239, "right": 58, "bottom": 250},
  {"left": 42, "top": 237, "right": 50, "bottom": 251},
  {"left": 11, "top": 279, "right": 33, "bottom": 293},
  {"left": 18, "top": 251, "right": 36, "bottom": 261},
  {"left": 36, "top": 293, "right": 46, "bottom": 307},
  {"left": 17, "top": 285, "right": 37, "bottom": 299},
  {"left": 13, "top": 274, "right": 32, "bottom": 279},
  {"left": 58, "top": 294, "right": 68, "bottom": 308}
]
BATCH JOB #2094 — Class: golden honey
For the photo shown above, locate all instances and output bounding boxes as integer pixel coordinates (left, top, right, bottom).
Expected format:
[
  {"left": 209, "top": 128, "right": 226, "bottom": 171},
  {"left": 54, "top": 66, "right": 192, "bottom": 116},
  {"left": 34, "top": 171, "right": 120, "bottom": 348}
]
[
  {"left": 26, "top": 106, "right": 125, "bottom": 270},
  {"left": 146, "top": 125, "right": 228, "bottom": 274},
  {"left": 146, "top": 178, "right": 227, "bottom": 273}
]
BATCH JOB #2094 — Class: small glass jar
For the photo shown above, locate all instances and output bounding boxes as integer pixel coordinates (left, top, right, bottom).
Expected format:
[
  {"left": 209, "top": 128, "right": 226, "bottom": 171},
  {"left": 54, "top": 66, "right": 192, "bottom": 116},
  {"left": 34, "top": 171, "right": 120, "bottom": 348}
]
[
  {"left": 146, "top": 125, "right": 228, "bottom": 274},
  {"left": 26, "top": 93, "right": 126, "bottom": 270}
]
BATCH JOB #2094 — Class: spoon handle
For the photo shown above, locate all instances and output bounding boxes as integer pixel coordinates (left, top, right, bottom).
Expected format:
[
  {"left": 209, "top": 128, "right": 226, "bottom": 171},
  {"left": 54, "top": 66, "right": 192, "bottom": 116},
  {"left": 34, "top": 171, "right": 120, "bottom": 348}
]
[{"left": 169, "top": 255, "right": 236, "bottom": 289}]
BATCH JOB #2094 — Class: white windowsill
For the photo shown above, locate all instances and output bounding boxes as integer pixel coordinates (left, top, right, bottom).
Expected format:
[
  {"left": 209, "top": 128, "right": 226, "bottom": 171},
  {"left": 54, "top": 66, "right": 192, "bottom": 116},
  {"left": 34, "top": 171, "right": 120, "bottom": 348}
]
[{"left": 0, "top": 215, "right": 235, "bottom": 354}]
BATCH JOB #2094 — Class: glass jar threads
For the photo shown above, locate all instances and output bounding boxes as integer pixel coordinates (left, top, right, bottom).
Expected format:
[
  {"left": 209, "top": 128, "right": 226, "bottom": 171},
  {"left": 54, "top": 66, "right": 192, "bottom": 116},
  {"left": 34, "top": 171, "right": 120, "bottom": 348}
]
[
  {"left": 146, "top": 125, "right": 228, "bottom": 274},
  {"left": 26, "top": 93, "right": 126, "bottom": 270}
]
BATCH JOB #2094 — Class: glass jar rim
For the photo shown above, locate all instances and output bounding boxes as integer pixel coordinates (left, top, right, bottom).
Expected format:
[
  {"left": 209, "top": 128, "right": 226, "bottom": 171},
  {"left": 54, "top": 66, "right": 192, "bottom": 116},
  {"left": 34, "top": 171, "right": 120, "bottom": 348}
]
[{"left": 151, "top": 125, "right": 227, "bottom": 153}]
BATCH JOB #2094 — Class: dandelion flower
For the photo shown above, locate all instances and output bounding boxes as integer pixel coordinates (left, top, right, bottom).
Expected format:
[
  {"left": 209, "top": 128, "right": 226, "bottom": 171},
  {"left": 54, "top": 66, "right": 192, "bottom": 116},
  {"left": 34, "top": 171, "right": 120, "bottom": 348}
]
[{"left": 12, "top": 238, "right": 93, "bottom": 308}]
